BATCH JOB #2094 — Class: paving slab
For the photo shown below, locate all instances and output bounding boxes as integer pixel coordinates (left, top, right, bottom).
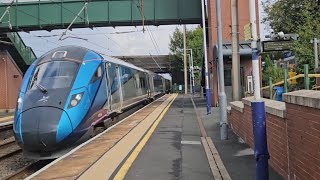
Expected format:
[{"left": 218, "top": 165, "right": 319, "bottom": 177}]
[{"left": 125, "top": 95, "right": 212, "bottom": 180}]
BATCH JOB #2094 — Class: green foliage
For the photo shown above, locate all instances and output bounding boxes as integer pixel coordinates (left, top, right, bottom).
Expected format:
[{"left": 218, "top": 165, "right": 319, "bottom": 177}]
[
  {"left": 169, "top": 26, "right": 203, "bottom": 70},
  {"left": 263, "top": 0, "right": 320, "bottom": 73},
  {"left": 262, "top": 55, "right": 283, "bottom": 86}
]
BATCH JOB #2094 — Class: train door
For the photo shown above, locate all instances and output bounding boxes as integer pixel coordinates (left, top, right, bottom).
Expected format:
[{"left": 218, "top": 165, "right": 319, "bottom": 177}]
[
  {"left": 116, "top": 66, "right": 124, "bottom": 112},
  {"left": 149, "top": 75, "right": 155, "bottom": 97},
  {"left": 145, "top": 73, "right": 151, "bottom": 98},
  {"left": 107, "top": 62, "right": 122, "bottom": 112},
  {"left": 105, "top": 62, "right": 112, "bottom": 111},
  {"left": 162, "top": 78, "right": 166, "bottom": 93}
]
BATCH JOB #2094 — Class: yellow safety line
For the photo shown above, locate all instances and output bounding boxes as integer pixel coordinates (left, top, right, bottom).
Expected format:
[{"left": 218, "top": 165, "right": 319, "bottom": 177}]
[{"left": 113, "top": 93, "right": 178, "bottom": 180}]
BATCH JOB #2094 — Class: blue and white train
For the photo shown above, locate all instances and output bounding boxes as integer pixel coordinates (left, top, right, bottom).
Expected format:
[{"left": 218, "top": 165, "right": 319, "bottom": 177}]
[{"left": 13, "top": 46, "right": 171, "bottom": 159}]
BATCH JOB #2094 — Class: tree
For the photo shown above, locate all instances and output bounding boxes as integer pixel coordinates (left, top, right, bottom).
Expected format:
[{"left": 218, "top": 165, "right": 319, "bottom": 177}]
[
  {"left": 263, "top": 0, "right": 320, "bottom": 73},
  {"left": 262, "top": 55, "right": 283, "bottom": 86},
  {"left": 169, "top": 26, "right": 203, "bottom": 85},
  {"left": 169, "top": 26, "right": 203, "bottom": 70}
]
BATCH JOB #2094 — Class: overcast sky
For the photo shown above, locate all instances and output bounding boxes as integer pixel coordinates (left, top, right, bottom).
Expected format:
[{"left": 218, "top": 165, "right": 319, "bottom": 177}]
[{"left": 2, "top": 0, "right": 270, "bottom": 57}]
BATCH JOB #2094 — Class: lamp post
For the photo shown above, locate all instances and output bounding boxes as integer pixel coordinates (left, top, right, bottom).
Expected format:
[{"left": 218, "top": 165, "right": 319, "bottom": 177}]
[
  {"left": 201, "top": 0, "right": 211, "bottom": 114},
  {"left": 186, "top": 49, "right": 195, "bottom": 96},
  {"left": 188, "top": 54, "right": 192, "bottom": 93},
  {"left": 249, "top": 0, "right": 269, "bottom": 179}
]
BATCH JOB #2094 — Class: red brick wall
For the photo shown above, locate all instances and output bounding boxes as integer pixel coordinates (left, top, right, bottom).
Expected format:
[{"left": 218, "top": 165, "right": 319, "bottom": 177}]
[
  {"left": 229, "top": 105, "right": 288, "bottom": 179},
  {"left": 286, "top": 103, "right": 320, "bottom": 180},
  {"left": 0, "top": 51, "right": 23, "bottom": 110},
  {"left": 229, "top": 100, "right": 320, "bottom": 180},
  {"left": 265, "top": 113, "right": 288, "bottom": 178}
]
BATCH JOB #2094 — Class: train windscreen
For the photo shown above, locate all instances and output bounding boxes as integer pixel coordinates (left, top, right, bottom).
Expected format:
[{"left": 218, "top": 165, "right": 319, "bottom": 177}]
[{"left": 28, "top": 61, "right": 79, "bottom": 91}]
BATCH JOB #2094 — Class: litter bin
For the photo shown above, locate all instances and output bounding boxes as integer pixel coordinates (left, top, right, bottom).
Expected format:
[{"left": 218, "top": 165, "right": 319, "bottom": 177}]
[{"left": 273, "top": 86, "right": 283, "bottom": 101}]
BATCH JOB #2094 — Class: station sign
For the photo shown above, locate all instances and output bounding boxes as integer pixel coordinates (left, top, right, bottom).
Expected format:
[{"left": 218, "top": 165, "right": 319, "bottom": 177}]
[
  {"left": 262, "top": 40, "right": 294, "bottom": 52},
  {"left": 244, "top": 23, "right": 251, "bottom": 41}
]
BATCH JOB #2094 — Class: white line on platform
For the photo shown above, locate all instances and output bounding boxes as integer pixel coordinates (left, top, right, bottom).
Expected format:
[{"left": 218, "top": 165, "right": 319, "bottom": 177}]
[{"left": 181, "top": 141, "right": 201, "bottom": 145}]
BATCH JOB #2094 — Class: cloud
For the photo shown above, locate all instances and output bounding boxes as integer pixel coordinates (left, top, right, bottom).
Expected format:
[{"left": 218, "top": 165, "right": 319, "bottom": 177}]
[{"left": 18, "top": 25, "right": 186, "bottom": 57}]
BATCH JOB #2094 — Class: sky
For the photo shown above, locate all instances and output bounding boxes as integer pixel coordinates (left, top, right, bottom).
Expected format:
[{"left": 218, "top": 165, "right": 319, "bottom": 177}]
[{"left": 1, "top": 0, "right": 271, "bottom": 58}]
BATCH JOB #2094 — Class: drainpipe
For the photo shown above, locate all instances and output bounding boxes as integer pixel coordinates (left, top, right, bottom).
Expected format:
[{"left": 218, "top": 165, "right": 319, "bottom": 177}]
[
  {"left": 231, "top": 0, "right": 241, "bottom": 101},
  {"left": 4, "top": 57, "right": 8, "bottom": 111}
]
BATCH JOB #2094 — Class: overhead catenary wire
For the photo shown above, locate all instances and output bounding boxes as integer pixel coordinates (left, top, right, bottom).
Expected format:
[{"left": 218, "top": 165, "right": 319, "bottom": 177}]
[
  {"left": 0, "top": 2, "right": 115, "bottom": 55},
  {"left": 0, "top": 1, "right": 168, "bottom": 60},
  {"left": 131, "top": 0, "right": 164, "bottom": 72},
  {"left": 43, "top": 0, "right": 127, "bottom": 55},
  {"left": 132, "top": 0, "right": 161, "bottom": 55},
  {"left": 93, "top": 26, "right": 129, "bottom": 55}
]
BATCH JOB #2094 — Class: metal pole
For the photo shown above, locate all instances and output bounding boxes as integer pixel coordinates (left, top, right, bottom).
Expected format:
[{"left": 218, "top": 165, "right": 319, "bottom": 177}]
[
  {"left": 4, "top": 57, "right": 8, "bottom": 110},
  {"left": 314, "top": 38, "right": 319, "bottom": 71},
  {"left": 188, "top": 54, "right": 192, "bottom": 93},
  {"left": 231, "top": 0, "right": 241, "bottom": 101},
  {"left": 216, "top": 0, "right": 228, "bottom": 140},
  {"left": 183, "top": 25, "right": 188, "bottom": 94},
  {"left": 249, "top": 0, "right": 269, "bottom": 179},
  {"left": 283, "top": 67, "right": 288, "bottom": 93},
  {"left": 269, "top": 77, "right": 273, "bottom": 100},
  {"left": 304, "top": 64, "right": 309, "bottom": 90},
  {"left": 201, "top": 0, "right": 211, "bottom": 114},
  {"left": 191, "top": 50, "right": 195, "bottom": 96}
]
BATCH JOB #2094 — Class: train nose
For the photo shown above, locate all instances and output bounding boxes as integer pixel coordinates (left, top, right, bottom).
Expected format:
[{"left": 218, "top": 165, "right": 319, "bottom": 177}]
[{"left": 19, "top": 107, "right": 73, "bottom": 151}]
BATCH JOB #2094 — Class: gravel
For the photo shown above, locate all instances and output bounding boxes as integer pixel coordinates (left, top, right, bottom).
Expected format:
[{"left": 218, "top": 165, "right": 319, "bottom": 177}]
[{"left": 0, "top": 152, "right": 36, "bottom": 179}]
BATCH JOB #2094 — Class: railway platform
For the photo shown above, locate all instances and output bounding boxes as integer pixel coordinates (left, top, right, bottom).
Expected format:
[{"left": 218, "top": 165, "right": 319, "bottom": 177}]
[
  {"left": 0, "top": 113, "right": 13, "bottom": 124},
  {"left": 26, "top": 94, "right": 283, "bottom": 180}
]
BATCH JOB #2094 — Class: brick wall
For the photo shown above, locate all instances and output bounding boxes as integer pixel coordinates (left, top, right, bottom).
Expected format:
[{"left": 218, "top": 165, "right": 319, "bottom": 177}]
[
  {"left": 0, "top": 51, "right": 23, "bottom": 110},
  {"left": 265, "top": 113, "right": 288, "bottom": 178},
  {"left": 229, "top": 101, "right": 288, "bottom": 178},
  {"left": 286, "top": 103, "right": 320, "bottom": 180},
  {"left": 229, "top": 92, "right": 320, "bottom": 180}
]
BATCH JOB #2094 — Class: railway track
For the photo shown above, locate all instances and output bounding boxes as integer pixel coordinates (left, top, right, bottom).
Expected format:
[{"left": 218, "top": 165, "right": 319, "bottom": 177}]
[
  {"left": 2, "top": 160, "right": 53, "bottom": 180},
  {"left": 0, "top": 99, "right": 154, "bottom": 179},
  {"left": 0, "top": 138, "right": 22, "bottom": 161},
  {"left": 0, "top": 122, "right": 14, "bottom": 141},
  {"left": 0, "top": 136, "right": 51, "bottom": 180}
]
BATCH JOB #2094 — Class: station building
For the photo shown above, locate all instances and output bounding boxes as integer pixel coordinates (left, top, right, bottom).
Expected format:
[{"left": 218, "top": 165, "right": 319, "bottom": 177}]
[
  {"left": 207, "top": 0, "right": 260, "bottom": 106},
  {"left": 0, "top": 51, "right": 22, "bottom": 112}
]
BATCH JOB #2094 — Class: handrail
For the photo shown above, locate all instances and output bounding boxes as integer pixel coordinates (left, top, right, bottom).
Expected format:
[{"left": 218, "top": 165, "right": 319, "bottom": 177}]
[
  {"left": 312, "top": 85, "right": 320, "bottom": 90},
  {"left": 6, "top": 32, "right": 37, "bottom": 65},
  {"left": 261, "top": 74, "right": 320, "bottom": 90}
]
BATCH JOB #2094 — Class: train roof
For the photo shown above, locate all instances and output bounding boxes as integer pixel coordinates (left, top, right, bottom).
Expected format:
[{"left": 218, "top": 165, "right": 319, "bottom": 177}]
[
  {"left": 102, "top": 55, "right": 148, "bottom": 73},
  {"left": 37, "top": 46, "right": 165, "bottom": 77}
]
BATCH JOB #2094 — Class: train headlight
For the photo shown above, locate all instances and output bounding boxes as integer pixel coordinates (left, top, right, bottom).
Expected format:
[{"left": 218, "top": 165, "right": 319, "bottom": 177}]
[
  {"left": 68, "top": 92, "right": 84, "bottom": 109},
  {"left": 75, "top": 94, "right": 82, "bottom": 101},
  {"left": 17, "top": 97, "right": 23, "bottom": 110}
]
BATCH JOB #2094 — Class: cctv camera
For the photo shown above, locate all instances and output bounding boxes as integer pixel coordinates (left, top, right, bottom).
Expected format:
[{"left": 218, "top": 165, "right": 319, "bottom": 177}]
[{"left": 278, "top": 32, "right": 285, "bottom": 39}]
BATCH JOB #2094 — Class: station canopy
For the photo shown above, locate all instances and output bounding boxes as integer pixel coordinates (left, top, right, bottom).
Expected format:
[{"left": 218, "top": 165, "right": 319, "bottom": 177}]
[{"left": 114, "top": 55, "right": 172, "bottom": 73}]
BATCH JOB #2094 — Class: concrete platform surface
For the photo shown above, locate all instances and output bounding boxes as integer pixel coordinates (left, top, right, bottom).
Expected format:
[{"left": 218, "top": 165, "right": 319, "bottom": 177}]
[
  {"left": 124, "top": 95, "right": 212, "bottom": 180},
  {"left": 124, "top": 95, "right": 283, "bottom": 180},
  {"left": 193, "top": 96, "right": 283, "bottom": 180}
]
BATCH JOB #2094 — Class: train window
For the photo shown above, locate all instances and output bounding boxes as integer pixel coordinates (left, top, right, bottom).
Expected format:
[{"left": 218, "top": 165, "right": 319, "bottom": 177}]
[
  {"left": 140, "top": 78, "right": 145, "bottom": 88},
  {"left": 90, "top": 65, "right": 102, "bottom": 84},
  {"left": 28, "top": 61, "right": 79, "bottom": 90},
  {"left": 52, "top": 51, "right": 67, "bottom": 59}
]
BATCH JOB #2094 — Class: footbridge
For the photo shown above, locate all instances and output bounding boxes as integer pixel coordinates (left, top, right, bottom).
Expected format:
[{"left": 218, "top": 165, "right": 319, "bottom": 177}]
[{"left": 0, "top": 0, "right": 202, "bottom": 33}]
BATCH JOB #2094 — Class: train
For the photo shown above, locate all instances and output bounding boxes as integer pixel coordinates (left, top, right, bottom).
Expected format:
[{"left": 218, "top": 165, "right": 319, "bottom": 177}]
[{"left": 13, "top": 46, "right": 171, "bottom": 159}]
